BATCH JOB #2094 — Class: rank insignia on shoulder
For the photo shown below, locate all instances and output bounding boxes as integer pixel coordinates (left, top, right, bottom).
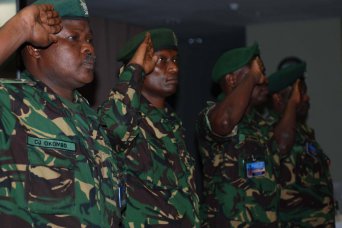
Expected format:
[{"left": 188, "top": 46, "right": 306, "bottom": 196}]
[{"left": 0, "top": 78, "right": 36, "bottom": 86}]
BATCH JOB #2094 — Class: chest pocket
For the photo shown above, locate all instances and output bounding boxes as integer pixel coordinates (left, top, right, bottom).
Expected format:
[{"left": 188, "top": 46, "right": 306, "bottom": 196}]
[
  {"left": 237, "top": 139, "right": 268, "bottom": 178},
  {"left": 295, "top": 142, "right": 330, "bottom": 187},
  {"left": 135, "top": 117, "right": 192, "bottom": 191},
  {"left": 26, "top": 135, "right": 76, "bottom": 214},
  {"left": 143, "top": 131, "right": 185, "bottom": 189},
  {"left": 235, "top": 138, "right": 278, "bottom": 192}
]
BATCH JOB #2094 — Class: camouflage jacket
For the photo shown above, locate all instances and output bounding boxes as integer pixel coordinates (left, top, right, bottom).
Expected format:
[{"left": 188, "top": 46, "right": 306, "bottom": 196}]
[
  {"left": 98, "top": 64, "right": 200, "bottom": 227},
  {"left": 196, "top": 102, "right": 280, "bottom": 227},
  {"left": 269, "top": 111, "right": 335, "bottom": 227},
  {"left": 0, "top": 72, "right": 120, "bottom": 227}
]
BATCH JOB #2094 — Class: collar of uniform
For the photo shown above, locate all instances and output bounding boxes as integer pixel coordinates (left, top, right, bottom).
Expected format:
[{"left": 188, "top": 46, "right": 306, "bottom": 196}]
[
  {"left": 298, "top": 122, "right": 313, "bottom": 136},
  {"left": 20, "top": 71, "right": 60, "bottom": 105},
  {"left": 265, "top": 109, "right": 281, "bottom": 122},
  {"left": 139, "top": 95, "right": 180, "bottom": 124},
  {"left": 20, "top": 71, "right": 88, "bottom": 105},
  {"left": 244, "top": 108, "right": 268, "bottom": 126},
  {"left": 244, "top": 108, "right": 257, "bottom": 123}
]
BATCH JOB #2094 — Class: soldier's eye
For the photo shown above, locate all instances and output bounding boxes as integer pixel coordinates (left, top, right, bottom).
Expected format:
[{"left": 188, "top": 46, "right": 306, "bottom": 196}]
[
  {"left": 157, "top": 57, "right": 167, "bottom": 64},
  {"left": 67, "top": 35, "right": 78, "bottom": 41},
  {"left": 86, "top": 37, "right": 93, "bottom": 44}
]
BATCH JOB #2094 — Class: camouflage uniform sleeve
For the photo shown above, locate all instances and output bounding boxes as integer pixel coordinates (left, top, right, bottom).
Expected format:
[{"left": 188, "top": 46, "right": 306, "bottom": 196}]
[
  {"left": 0, "top": 84, "right": 16, "bottom": 150},
  {"left": 98, "top": 64, "right": 145, "bottom": 150},
  {"left": 195, "top": 102, "right": 238, "bottom": 185},
  {"left": 196, "top": 102, "right": 237, "bottom": 144}
]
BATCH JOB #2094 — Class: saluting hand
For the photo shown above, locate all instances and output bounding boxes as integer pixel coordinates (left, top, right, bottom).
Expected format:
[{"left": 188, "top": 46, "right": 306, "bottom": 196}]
[
  {"left": 19, "top": 4, "right": 62, "bottom": 47},
  {"left": 289, "top": 79, "right": 302, "bottom": 106},
  {"left": 247, "top": 57, "right": 268, "bottom": 86},
  {"left": 129, "top": 32, "right": 157, "bottom": 74}
]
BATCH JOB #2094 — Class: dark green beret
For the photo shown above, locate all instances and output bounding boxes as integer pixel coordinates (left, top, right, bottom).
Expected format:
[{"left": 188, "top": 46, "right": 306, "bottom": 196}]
[
  {"left": 117, "top": 28, "right": 178, "bottom": 63},
  {"left": 212, "top": 43, "right": 260, "bottom": 83},
  {"left": 268, "top": 62, "right": 306, "bottom": 93},
  {"left": 34, "top": 0, "right": 89, "bottom": 19}
]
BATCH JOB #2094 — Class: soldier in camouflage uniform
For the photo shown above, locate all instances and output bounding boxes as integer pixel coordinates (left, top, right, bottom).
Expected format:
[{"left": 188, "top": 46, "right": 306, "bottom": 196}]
[
  {"left": 267, "top": 58, "right": 335, "bottom": 227},
  {"left": 98, "top": 29, "right": 200, "bottom": 227},
  {"left": 0, "top": 3, "right": 61, "bottom": 65},
  {"left": 196, "top": 44, "right": 281, "bottom": 227},
  {"left": 0, "top": 0, "right": 120, "bottom": 227}
]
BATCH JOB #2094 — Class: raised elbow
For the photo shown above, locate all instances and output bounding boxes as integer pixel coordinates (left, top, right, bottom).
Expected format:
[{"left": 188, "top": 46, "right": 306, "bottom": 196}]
[{"left": 211, "top": 117, "right": 234, "bottom": 136}]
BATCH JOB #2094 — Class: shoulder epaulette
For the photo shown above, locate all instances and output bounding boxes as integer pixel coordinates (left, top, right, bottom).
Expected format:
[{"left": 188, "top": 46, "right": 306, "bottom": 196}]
[{"left": 0, "top": 78, "right": 36, "bottom": 86}]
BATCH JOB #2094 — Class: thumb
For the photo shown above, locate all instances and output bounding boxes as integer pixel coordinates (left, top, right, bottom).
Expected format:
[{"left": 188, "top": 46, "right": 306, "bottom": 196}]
[{"left": 49, "top": 34, "right": 58, "bottom": 43}]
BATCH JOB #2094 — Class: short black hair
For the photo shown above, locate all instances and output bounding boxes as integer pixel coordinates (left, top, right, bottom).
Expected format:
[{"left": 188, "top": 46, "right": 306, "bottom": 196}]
[{"left": 277, "top": 56, "right": 304, "bottom": 70}]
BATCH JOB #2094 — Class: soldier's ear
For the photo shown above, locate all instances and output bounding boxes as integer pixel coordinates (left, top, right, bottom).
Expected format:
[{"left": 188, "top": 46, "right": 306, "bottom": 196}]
[
  {"left": 26, "top": 45, "right": 41, "bottom": 59},
  {"left": 272, "top": 93, "right": 281, "bottom": 105},
  {"left": 224, "top": 73, "right": 237, "bottom": 89}
]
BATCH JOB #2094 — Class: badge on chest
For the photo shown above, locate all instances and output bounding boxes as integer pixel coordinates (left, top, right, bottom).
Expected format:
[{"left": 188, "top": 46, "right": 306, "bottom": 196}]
[{"left": 246, "top": 161, "right": 266, "bottom": 178}]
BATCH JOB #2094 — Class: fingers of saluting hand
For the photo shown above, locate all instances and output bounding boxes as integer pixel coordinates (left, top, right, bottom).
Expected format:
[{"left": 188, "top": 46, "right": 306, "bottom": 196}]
[{"left": 38, "top": 4, "right": 62, "bottom": 33}]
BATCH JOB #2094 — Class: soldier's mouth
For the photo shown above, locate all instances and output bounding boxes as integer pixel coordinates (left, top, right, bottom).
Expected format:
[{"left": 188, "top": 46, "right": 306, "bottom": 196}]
[
  {"left": 166, "top": 77, "right": 178, "bottom": 84},
  {"left": 83, "top": 54, "right": 96, "bottom": 69}
]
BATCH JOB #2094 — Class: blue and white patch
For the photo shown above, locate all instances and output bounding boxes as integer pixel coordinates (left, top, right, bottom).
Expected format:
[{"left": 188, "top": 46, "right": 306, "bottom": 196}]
[{"left": 246, "top": 161, "right": 266, "bottom": 178}]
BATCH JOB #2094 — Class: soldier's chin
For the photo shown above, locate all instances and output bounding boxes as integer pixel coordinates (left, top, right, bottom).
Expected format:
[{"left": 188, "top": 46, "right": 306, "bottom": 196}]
[
  {"left": 76, "top": 74, "right": 94, "bottom": 89},
  {"left": 165, "top": 85, "right": 178, "bottom": 95},
  {"left": 255, "top": 94, "right": 268, "bottom": 105}
]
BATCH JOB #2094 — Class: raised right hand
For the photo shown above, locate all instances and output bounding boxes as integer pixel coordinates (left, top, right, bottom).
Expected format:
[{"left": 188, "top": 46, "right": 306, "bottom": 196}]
[
  {"left": 289, "top": 79, "right": 302, "bottom": 106},
  {"left": 248, "top": 57, "right": 267, "bottom": 85},
  {"left": 19, "top": 4, "right": 62, "bottom": 47},
  {"left": 128, "top": 32, "right": 157, "bottom": 74}
]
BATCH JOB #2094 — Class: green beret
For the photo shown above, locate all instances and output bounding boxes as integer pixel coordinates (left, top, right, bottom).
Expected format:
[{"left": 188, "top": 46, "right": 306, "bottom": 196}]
[
  {"left": 34, "top": 0, "right": 89, "bottom": 19},
  {"left": 268, "top": 62, "right": 306, "bottom": 93},
  {"left": 212, "top": 43, "right": 260, "bottom": 83},
  {"left": 117, "top": 28, "right": 178, "bottom": 63}
]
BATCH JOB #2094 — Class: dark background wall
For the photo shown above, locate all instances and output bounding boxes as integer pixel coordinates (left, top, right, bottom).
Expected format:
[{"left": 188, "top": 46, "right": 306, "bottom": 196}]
[
  {"left": 171, "top": 30, "right": 246, "bottom": 194},
  {"left": 175, "top": 30, "right": 245, "bottom": 156}
]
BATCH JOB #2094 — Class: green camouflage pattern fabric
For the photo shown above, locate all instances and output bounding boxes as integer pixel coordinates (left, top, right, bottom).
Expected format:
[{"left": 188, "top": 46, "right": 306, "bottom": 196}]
[
  {"left": 0, "top": 72, "right": 120, "bottom": 227},
  {"left": 268, "top": 112, "right": 335, "bottom": 227},
  {"left": 98, "top": 64, "right": 200, "bottom": 227},
  {"left": 196, "top": 102, "right": 280, "bottom": 227}
]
